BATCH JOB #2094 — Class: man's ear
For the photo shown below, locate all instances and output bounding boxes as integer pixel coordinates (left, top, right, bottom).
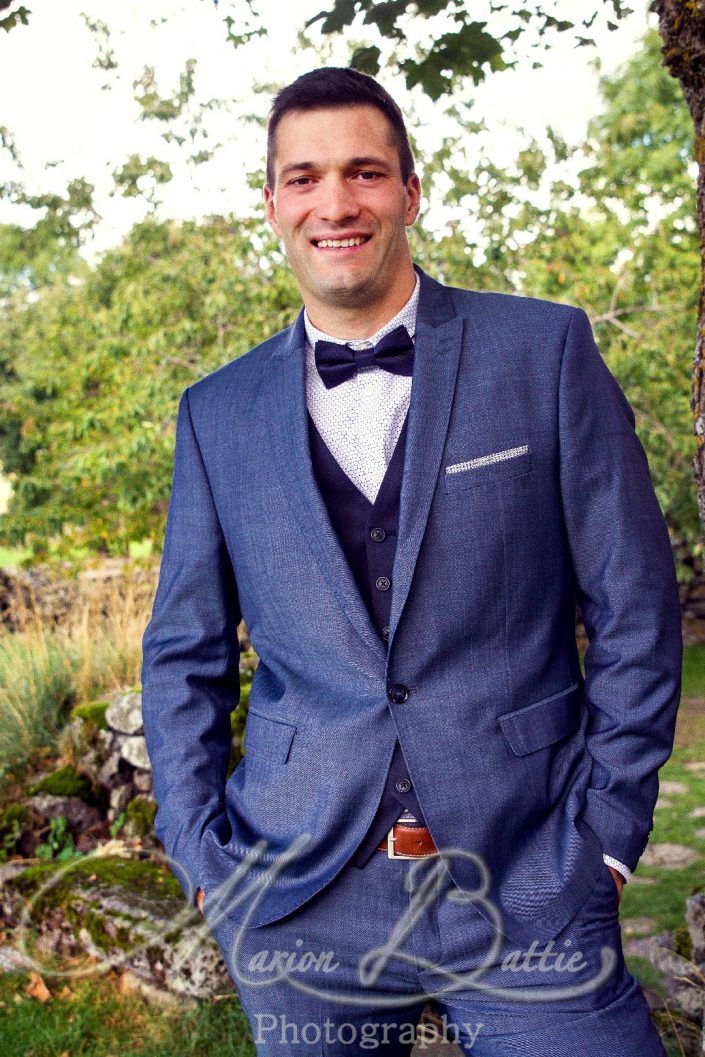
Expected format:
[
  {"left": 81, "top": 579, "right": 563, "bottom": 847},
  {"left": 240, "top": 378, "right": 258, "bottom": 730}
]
[
  {"left": 263, "top": 184, "right": 282, "bottom": 237},
  {"left": 404, "top": 173, "right": 422, "bottom": 227}
]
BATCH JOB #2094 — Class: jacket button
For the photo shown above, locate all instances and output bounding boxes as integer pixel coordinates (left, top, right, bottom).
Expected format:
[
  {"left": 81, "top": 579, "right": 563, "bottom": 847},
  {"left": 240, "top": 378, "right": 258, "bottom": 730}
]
[
  {"left": 370, "top": 527, "right": 386, "bottom": 542},
  {"left": 376, "top": 576, "right": 391, "bottom": 591},
  {"left": 387, "top": 683, "right": 409, "bottom": 704},
  {"left": 395, "top": 778, "right": 412, "bottom": 793}
]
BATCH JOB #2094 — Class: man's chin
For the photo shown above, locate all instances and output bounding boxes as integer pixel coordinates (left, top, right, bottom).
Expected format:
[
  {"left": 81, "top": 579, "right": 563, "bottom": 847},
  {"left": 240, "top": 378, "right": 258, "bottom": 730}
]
[{"left": 309, "top": 274, "right": 378, "bottom": 309}]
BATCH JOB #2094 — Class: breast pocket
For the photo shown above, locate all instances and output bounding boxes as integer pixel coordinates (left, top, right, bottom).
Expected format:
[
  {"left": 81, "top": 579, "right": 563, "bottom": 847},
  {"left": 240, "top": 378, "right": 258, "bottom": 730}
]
[{"left": 444, "top": 444, "right": 532, "bottom": 492}]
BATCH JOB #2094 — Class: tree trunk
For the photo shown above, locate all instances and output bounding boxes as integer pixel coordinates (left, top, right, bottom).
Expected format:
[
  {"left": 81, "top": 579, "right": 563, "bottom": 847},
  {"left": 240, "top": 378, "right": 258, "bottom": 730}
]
[{"left": 655, "top": 1, "right": 705, "bottom": 535}]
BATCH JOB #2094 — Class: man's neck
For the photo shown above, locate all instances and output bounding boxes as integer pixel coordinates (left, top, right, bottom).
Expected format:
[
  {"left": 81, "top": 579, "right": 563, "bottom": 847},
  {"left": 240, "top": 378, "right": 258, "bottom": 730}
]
[{"left": 304, "top": 267, "right": 417, "bottom": 340}]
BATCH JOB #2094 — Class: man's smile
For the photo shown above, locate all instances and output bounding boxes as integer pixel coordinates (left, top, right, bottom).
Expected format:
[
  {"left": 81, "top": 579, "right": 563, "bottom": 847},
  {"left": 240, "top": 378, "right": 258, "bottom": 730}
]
[{"left": 310, "top": 233, "right": 373, "bottom": 252}]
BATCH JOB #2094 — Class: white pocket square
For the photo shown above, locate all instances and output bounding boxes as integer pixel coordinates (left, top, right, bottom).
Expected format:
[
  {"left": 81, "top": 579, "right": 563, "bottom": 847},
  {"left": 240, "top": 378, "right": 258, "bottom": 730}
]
[{"left": 446, "top": 444, "right": 530, "bottom": 476}]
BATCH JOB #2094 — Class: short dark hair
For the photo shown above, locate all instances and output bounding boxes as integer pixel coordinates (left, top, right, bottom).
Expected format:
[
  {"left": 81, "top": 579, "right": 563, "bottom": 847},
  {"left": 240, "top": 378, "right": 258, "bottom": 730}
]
[{"left": 266, "top": 67, "right": 415, "bottom": 188}]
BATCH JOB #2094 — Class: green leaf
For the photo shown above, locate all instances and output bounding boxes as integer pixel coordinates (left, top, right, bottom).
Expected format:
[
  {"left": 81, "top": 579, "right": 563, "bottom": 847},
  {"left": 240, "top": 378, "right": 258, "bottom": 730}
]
[{"left": 350, "top": 45, "right": 381, "bottom": 75}]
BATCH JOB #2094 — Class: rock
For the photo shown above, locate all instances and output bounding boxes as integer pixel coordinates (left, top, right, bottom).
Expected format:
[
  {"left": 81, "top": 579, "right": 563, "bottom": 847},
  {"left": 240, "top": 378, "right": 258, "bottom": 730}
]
[
  {"left": 623, "top": 917, "right": 657, "bottom": 937},
  {"left": 28, "top": 795, "right": 102, "bottom": 834},
  {"left": 684, "top": 762, "right": 705, "bottom": 776},
  {"left": 108, "top": 786, "right": 133, "bottom": 823},
  {"left": 659, "top": 781, "right": 689, "bottom": 796},
  {"left": 629, "top": 875, "right": 657, "bottom": 886},
  {"left": 0, "top": 860, "right": 35, "bottom": 885},
  {"left": 0, "top": 945, "right": 32, "bottom": 972},
  {"left": 625, "top": 935, "right": 660, "bottom": 959},
  {"left": 97, "top": 749, "right": 123, "bottom": 786},
  {"left": 628, "top": 933, "right": 704, "bottom": 1021},
  {"left": 4, "top": 856, "right": 233, "bottom": 1001},
  {"left": 654, "top": 798, "right": 673, "bottom": 810},
  {"left": 690, "top": 807, "right": 705, "bottom": 820},
  {"left": 694, "top": 828, "right": 705, "bottom": 841},
  {"left": 133, "top": 770, "right": 152, "bottom": 793},
  {"left": 106, "top": 693, "right": 143, "bottom": 736},
  {"left": 124, "top": 796, "right": 157, "bottom": 840},
  {"left": 640, "top": 843, "right": 700, "bottom": 868},
  {"left": 686, "top": 893, "right": 705, "bottom": 964},
  {"left": 120, "top": 736, "right": 150, "bottom": 771}
]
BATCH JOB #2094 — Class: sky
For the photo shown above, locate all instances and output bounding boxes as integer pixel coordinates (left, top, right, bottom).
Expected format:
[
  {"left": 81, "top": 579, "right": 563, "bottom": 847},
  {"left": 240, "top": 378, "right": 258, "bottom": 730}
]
[{"left": 0, "top": 0, "right": 658, "bottom": 260}]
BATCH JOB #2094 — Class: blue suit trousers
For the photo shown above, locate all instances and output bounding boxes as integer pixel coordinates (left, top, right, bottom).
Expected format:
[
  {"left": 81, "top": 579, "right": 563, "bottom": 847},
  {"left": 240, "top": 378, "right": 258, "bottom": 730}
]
[{"left": 202, "top": 849, "right": 665, "bottom": 1055}]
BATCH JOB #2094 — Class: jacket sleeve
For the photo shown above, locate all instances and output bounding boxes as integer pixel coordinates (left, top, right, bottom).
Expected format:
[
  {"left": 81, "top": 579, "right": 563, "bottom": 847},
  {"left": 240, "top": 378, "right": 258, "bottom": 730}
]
[
  {"left": 558, "top": 307, "right": 683, "bottom": 872},
  {"left": 141, "top": 385, "right": 242, "bottom": 906}
]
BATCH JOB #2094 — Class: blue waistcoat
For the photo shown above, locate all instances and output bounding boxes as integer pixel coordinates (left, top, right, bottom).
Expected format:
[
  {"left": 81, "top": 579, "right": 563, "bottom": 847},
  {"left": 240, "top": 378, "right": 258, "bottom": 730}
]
[{"left": 306, "top": 408, "right": 428, "bottom": 866}]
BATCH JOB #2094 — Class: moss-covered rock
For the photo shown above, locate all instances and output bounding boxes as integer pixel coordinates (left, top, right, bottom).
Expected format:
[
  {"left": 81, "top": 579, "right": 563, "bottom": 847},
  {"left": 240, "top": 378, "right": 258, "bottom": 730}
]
[
  {"left": 5, "top": 855, "right": 232, "bottom": 999},
  {"left": 10, "top": 854, "right": 184, "bottom": 914},
  {"left": 70, "top": 700, "right": 109, "bottom": 730},
  {"left": 672, "top": 924, "right": 694, "bottom": 962},
  {"left": 125, "top": 796, "right": 157, "bottom": 838},
  {"left": 29, "top": 764, "right": 100, "bottom": 805}
]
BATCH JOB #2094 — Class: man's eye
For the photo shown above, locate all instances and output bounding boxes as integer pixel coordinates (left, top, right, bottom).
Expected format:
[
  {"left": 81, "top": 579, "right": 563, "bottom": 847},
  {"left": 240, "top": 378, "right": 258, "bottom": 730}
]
[
  {"left": 289, "top": 176, "right": 312, "bottom": 186},
  {"left": 357, "top": 171, "right": 382, "bottom": 181}
]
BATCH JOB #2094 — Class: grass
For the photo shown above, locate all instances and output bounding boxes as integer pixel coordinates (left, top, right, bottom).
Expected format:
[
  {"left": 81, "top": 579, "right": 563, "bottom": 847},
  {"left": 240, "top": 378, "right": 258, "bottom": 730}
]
[
  {"left": 617, "top": 655, "right": 705, "bottom": 934},
  {"left": 681, "top": 643, "right": 705, "bottom": 703},
  {"left": 0, "top": 576, "right": 154, "bottom": 774},
  {"left": 0, "top": 965, "right": 255, "bottom": 1057}
]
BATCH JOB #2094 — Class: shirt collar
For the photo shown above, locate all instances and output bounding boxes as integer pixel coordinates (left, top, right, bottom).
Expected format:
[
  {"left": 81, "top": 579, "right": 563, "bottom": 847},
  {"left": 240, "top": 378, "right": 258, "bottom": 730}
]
[{"left": 303, "top": 272, "right": 420, "bottom": 349}]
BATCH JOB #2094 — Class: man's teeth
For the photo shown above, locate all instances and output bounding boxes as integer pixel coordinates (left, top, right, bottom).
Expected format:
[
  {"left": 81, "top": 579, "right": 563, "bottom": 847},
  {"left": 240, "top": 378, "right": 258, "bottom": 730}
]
[{"left": 315, "top": 237, "right": 367, "bottom": 248}]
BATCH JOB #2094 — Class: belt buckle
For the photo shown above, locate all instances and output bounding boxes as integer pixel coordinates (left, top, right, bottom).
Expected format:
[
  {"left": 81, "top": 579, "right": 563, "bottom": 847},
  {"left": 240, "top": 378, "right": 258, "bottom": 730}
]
[{"left": 386, "top": 825, "right": 436, "bottom": 860}]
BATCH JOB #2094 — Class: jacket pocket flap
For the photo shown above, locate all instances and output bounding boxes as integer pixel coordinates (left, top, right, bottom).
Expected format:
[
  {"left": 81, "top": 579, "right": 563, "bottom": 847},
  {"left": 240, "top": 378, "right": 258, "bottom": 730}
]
[
  {"left": 498, "top": 681, "right": 581, "bottom": 756},
  {"left": 244, "top": 710, "right": 297, "bottom": 763}
]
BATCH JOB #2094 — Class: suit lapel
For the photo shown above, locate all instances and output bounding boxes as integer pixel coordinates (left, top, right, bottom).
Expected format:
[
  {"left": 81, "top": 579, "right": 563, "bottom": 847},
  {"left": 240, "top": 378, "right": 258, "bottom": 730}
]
[
  {"left": 387, "top": 267, "right": 464, "bottom": 644},
  {"left": 270, "top": 313, "right": 388, "bottom": 665},
  {"left": 268, "top": 265, "right": 465, "bottom": 665}
]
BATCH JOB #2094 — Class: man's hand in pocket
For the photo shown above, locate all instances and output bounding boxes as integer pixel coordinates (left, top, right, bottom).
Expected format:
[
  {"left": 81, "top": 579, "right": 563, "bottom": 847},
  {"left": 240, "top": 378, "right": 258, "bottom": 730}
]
[{"left": 195, "top": 887, "right": 205, "bottom": 916}]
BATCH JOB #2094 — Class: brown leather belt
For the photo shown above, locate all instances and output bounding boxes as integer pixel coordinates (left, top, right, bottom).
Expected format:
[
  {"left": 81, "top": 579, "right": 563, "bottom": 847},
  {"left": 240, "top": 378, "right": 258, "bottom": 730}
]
[{"left": 377, "top": 822, "right": 439, "bottom": 859}]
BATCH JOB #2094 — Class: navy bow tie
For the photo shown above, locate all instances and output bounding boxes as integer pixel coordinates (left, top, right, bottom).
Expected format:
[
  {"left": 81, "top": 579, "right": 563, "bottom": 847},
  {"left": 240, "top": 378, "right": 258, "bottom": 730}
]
[{"left": 314, "top": 324, "right": 414, "bottom": 390}]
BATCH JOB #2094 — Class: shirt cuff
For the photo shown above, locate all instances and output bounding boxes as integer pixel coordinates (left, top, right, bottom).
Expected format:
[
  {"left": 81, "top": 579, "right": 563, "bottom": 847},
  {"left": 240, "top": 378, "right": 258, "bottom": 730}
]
[{"left": 602, "top": 853, "right": 632, "bottom": 883}]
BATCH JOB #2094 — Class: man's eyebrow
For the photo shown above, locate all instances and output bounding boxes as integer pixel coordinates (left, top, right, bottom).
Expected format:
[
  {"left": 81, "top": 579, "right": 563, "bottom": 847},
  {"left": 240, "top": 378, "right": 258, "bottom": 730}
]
[
  {"left": 347, "top": 156, "right": 391, "bottom": 169},
  {"left": 278, "top": 162, "right": 318, "bottom": 178},
  {"left": 277, "top": 156, "right": 392, "bottom": 179}
]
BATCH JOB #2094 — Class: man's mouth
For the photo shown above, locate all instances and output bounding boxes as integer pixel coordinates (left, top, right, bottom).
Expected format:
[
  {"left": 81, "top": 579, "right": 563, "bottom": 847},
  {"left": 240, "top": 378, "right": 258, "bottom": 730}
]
[{"left": 310, "top": 234, "right": 372, "bottom": 249}]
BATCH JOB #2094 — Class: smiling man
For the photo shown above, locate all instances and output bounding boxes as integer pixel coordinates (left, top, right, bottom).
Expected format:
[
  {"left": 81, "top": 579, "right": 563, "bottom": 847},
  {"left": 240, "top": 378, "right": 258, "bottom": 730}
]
[
  {"left": 263, "top": 103, "right": 420, "bottom": 335},
  {"left": 141, "top": 68, "right": 682, "bottom": 1055}
]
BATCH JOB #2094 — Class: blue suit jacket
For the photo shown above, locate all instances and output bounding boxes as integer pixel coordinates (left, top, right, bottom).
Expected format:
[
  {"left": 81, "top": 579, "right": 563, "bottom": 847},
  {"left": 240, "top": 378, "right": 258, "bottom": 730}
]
[{"left": 141, "top": 265, "right": 682, "bottom": 947}]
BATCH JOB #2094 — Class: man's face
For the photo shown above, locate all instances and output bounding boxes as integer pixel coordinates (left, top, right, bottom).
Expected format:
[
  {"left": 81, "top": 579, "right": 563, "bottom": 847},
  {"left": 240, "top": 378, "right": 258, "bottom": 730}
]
[{"left": 263, "top": 105, "right": 421, "bottom": 315}]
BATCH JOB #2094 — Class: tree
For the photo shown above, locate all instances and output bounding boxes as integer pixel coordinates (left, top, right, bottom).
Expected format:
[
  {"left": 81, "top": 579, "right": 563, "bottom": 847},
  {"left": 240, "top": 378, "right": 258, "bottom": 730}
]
[
  {"left": 0, "top": 216, "right": 299, "bottom": 560},
  {"left": 0, "top": 29, "right": 697, "bottom": 566},
  {"left": 304, "top": 0, "right": 632, "bottom": 98},
  {"left": 0, "top": 0, "right": 29, "bottom": 35},
  {"left": 654, "top": 1, "right": 705, "bottom": 530}
]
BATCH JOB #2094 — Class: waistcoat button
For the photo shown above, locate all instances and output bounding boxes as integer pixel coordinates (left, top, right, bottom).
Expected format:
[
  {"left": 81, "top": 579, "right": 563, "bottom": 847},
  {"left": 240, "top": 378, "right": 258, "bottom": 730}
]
[
  {"left": 395, "top": 778, "right": 412, "bottom": 793},
  {"left": 376, "top": 576, "right": 391, "bottom": 591},
  {"left": 370, "top": 527, "right": 386, "bottom": 542}
]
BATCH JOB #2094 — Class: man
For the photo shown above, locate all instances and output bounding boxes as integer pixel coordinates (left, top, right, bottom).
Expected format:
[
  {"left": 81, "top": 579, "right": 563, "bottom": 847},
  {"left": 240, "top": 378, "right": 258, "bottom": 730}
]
[{"left": 141, "top": 67, "right": 682, "bottom": 1055}]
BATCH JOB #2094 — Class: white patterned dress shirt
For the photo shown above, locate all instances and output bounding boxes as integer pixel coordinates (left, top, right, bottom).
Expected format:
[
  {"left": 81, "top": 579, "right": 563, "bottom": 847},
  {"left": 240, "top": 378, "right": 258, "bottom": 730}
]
[{"left": 301, "top": 275, "right": 632, "bottom": 884}]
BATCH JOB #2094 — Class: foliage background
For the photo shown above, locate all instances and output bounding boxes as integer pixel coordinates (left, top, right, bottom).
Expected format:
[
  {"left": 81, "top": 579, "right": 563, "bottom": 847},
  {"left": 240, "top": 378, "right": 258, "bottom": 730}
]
[{"left": 0, "top": 21, "right": 699, "bottom": 575}]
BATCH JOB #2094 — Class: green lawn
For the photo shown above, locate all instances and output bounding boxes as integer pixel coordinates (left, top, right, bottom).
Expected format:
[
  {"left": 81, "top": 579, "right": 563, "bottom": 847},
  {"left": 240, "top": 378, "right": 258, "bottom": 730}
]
[{"left": 0, "top": 963, "right": 255, "bottom": 1057}]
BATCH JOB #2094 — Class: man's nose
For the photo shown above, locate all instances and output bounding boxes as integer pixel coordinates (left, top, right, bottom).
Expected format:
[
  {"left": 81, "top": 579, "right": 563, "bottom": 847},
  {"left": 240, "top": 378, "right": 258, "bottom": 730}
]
[{"left": 317, "top": 177, "right": 360, "bottom": 223}]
